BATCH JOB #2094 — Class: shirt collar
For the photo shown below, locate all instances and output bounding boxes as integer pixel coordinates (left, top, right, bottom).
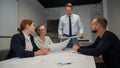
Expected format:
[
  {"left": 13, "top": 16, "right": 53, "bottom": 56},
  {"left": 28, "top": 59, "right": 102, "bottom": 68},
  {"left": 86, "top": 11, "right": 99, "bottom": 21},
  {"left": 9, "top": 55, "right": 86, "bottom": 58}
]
[
  {"left": 22, "top": 31, "right": 30, "bottom": 41},
  {"left": 66, "top": 14, "right": 73, "bottom": 17}
]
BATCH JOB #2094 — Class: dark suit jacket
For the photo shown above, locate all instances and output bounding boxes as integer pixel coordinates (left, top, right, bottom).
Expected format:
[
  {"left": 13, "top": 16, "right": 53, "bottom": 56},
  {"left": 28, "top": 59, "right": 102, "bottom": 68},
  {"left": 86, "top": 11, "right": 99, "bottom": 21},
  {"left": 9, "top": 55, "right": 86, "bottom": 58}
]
[
  {"left": 6, "top": 32, "right": 39, "bottom": 59},
  {"left": 77, "top": 31, "right": 120, "bottom": 68}
]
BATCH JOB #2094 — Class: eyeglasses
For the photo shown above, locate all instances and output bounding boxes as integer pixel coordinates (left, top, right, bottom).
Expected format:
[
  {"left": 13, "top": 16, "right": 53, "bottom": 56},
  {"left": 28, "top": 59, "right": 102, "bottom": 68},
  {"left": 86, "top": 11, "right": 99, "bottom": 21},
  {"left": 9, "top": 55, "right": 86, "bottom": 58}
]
[{"left": 39, "top": 29, "right": 46, "bottom": 32}]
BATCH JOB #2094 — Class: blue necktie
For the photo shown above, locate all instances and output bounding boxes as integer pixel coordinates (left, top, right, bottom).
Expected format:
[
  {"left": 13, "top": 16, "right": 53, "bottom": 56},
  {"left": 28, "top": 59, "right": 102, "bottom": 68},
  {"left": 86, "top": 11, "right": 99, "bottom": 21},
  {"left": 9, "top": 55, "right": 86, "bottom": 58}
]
[{"left": 69, "top": 16, "right": 72, "bottom": 36}]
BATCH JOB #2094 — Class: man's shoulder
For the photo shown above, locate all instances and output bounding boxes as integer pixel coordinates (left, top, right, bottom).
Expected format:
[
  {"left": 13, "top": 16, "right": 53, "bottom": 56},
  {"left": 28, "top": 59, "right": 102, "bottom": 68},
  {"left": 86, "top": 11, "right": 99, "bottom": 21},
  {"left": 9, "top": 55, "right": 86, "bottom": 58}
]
[
  {"left": 72, "top": 14, "right": 79, "bottom": 17},
  {"left": 104, "top": 31, "right": 118, "bottom": 38},
  {"left": 105, "top": 31, "right": 115, "bottom": 35}
]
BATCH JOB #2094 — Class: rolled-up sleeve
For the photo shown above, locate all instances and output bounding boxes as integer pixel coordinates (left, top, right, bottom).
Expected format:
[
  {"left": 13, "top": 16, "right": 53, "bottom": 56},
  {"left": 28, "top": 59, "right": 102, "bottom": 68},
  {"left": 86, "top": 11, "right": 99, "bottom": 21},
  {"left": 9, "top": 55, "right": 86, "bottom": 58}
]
[
  {"left": 77, "top": 16, "right": 84, "bottom": 34},
  {"left": 58, "top": 18, "right": 63, "bottom": 35}
]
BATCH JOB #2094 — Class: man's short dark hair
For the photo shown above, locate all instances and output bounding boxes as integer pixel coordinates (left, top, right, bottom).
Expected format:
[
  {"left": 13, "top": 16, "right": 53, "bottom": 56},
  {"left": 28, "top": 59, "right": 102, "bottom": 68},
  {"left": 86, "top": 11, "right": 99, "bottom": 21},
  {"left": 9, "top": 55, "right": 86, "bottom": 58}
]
[
  {"left": 94, "top": 17, "right": 108, "bottom": 29},
  {"left": 65, "top": 3, "right": 73, "bottom": 9}
]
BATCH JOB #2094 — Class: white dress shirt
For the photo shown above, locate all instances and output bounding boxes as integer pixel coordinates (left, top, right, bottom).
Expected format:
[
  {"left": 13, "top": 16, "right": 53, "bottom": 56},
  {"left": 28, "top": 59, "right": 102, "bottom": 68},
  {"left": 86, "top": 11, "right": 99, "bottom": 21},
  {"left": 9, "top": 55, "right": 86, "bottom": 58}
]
[
  {"left": 58, "top": 14, "right": 84, "bottom": 35},
  {"left": 22, "top": 31, "right": 33, "bottom": 51}
]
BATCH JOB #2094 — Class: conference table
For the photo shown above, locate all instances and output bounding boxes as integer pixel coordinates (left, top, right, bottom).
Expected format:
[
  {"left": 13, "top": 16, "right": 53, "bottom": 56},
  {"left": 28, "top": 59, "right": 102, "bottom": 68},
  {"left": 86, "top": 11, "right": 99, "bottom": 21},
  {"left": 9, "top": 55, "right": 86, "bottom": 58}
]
[{"left": 0, "top": 49, "right": 96, "bottom": 68}]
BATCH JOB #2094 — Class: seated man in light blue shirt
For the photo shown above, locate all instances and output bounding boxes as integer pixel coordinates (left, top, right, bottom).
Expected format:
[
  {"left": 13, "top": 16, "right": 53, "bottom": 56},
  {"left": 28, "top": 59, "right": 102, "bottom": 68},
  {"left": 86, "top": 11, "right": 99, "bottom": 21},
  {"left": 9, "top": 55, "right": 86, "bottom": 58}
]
[{"left": 58, "top": 3, "right": 84, "bottom": 48}]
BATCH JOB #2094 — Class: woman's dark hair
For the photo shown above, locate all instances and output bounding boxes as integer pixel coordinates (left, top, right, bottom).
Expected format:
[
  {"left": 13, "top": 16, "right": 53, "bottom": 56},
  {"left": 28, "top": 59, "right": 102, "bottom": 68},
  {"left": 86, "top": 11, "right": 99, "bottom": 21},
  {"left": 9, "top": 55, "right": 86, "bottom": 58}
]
[
  {"left": 35, "top": 24, "right": 46, "bottom": 36},
  {"left": 17, "top": 19, "right": 33, "bottom": 32}
]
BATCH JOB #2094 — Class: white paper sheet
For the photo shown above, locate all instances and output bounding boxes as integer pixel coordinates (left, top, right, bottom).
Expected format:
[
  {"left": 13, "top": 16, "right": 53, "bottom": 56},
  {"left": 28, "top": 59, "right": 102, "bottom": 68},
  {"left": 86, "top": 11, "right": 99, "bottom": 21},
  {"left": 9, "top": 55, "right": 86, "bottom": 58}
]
[{"left": 48, "top": 38, "right": 70, "bottom": 52}]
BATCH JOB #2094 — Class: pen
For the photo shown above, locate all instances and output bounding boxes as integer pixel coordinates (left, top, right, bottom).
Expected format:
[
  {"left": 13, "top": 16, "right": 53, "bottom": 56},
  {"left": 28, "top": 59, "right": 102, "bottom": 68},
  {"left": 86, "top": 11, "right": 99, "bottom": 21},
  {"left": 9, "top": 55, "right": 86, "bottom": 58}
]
[{"left": 57, "top": 62, "right": 71, "bottom": 65}]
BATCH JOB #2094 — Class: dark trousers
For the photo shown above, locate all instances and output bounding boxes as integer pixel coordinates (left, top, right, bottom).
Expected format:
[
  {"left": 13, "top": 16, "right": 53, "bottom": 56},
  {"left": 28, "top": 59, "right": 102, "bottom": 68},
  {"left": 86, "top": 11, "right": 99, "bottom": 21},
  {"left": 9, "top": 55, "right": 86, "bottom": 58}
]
[{"left": 96, "top": 62, "right": 110, "bottom": 68}]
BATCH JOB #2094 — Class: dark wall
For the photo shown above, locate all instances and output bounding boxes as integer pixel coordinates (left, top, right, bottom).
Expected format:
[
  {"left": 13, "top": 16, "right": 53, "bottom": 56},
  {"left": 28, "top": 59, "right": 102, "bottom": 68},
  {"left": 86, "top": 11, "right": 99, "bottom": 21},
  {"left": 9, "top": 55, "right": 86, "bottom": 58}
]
[{"left": 47, "top": 19, "right": 59, "bottom": 33}]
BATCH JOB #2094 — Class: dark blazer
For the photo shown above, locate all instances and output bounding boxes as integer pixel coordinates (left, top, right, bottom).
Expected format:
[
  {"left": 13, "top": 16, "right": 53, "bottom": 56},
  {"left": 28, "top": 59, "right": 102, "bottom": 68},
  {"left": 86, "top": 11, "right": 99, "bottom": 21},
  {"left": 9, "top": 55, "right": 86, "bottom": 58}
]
[
  {"left": 77, "top": 31, "right": 120, "bottom": 68},
  {"left": 6, "top": 32, "right": 39, "bottom": 59}
]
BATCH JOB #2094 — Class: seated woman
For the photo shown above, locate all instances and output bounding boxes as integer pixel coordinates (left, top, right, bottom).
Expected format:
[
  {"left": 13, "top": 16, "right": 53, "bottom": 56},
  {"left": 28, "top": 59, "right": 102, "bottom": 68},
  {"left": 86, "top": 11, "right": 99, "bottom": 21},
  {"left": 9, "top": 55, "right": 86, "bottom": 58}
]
[
  {"left": 34, "top": 24, "right": 53, "bottom": 48},
  {"left": 6, "top": 19, "right": 50, "bottom": 59}
]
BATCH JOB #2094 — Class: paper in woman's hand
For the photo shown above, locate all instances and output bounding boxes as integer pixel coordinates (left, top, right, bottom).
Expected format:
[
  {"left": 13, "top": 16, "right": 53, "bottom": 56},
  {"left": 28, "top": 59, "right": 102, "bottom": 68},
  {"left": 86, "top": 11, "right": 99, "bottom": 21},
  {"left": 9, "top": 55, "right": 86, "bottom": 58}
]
[{"left": 48, "top": 38, "right": 70, "bottom": 52}]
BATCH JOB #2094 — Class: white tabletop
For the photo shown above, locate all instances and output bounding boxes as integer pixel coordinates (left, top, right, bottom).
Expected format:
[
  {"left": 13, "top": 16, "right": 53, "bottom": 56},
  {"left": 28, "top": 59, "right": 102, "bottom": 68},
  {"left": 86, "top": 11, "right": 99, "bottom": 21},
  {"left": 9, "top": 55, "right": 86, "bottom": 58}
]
[{"left": 0, "top": 49, "right": 96, "bottom": 68}]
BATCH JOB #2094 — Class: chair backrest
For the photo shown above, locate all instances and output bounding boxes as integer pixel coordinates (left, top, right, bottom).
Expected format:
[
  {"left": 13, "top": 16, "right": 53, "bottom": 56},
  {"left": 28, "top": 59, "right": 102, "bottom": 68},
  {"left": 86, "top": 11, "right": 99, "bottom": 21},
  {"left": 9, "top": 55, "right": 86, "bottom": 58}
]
[{"left": 0, "top": 49, "right": 9, "bottom": 61}]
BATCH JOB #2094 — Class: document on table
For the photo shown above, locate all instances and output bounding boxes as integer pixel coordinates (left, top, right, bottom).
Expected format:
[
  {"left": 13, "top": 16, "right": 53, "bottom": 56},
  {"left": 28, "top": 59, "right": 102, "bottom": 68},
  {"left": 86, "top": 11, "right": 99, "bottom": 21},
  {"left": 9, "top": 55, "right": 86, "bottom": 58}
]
[{"left": 48, "top": 38, "right": 70, "bottom": 52}]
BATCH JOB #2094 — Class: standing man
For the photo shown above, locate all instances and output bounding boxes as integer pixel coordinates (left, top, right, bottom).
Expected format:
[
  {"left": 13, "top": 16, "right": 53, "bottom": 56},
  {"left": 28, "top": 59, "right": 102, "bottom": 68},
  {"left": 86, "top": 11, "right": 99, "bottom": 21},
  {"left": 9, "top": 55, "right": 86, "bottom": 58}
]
[
  {"left": 72, "top": 17, "right": 120, "bottom": 68},
  {"left": 58, "top": 3, "right": 84, "bottom": 48}
]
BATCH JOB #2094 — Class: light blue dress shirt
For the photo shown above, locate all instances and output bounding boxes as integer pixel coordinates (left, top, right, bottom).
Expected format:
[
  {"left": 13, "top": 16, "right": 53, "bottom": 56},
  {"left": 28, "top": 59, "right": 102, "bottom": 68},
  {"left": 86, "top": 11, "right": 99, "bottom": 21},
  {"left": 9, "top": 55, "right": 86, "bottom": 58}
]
[{"left": 58, "top": 14, "right": 84, "bottom": 35}]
